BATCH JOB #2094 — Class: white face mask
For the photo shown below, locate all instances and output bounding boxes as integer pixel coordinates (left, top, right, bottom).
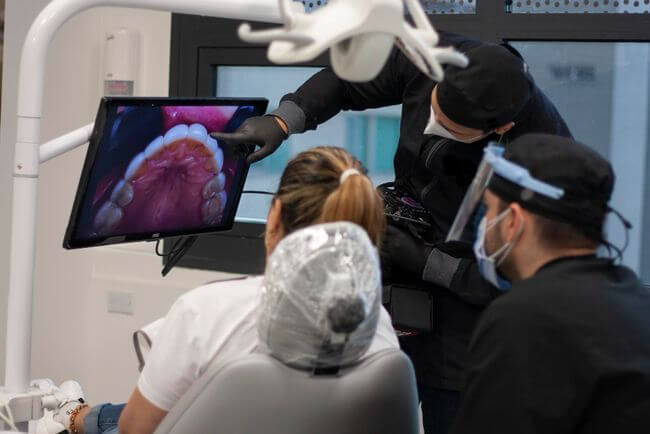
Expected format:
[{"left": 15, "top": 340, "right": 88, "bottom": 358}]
[
  {"left": 423, "top": 106, "right": 491, "bottom": 144},
  {"left": 473, "top": 208, "right": 522, "bottom": 290}
]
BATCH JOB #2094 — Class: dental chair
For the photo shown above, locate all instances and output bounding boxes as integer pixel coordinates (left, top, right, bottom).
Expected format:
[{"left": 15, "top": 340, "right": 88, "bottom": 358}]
[
  {"left": 155, "top": 222, "right": 420, "bottom": 434},
  {"left": 154, "top": 349, "right": 418, "bottom": 434}
]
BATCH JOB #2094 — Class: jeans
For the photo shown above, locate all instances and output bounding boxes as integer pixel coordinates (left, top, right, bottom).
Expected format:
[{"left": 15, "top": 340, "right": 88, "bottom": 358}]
[
  {"left": 83, "top": 403, "right": 125, "bottom": 434},
  {"left": 418, "top": 385, "right": 460, "bottom": 434}
]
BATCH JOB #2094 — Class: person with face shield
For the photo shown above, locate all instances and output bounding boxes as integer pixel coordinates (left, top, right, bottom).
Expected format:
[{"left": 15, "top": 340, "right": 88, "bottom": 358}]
[{"left": 445, "top": 133, "right": 650, "bottom": 434}]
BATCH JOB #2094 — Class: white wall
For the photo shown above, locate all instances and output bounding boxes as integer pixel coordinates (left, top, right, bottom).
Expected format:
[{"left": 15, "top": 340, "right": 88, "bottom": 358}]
[{"left": 1, "top": 1, "right": 236, "bottom": 403}]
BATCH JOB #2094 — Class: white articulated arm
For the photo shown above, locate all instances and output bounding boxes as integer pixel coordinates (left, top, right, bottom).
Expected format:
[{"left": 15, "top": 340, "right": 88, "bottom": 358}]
[
  {"left": 239, "top": 0, "right": 469, "bottom": 82},
  {"left": 39, "top": 123, "right": 94, "bottom": 163}
]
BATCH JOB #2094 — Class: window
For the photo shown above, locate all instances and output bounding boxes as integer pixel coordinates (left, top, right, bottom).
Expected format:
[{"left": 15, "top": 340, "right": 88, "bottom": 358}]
[
  {"left": 512, "top": 42, "right": 650, "bottom": 279},
  {"left": 422, "top": 0, "right": 477, "bottom": 14},
  {"left": 216, "top": 66, "right": 399, "bottom": 223},
  {"left": 297, "top": 0, "right": 477, "bottom": 14},
  {"left": 507, "top": 0, "right": 650, "bottom": 14}
]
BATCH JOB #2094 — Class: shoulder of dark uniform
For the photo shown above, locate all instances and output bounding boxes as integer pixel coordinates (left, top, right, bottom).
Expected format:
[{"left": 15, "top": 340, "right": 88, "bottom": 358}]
[
  {"left": 476, "top": 286, "right": 545, "bottom": 335},
  {"left": 478, "top": 271, "right": 580, "bottom": 329}
]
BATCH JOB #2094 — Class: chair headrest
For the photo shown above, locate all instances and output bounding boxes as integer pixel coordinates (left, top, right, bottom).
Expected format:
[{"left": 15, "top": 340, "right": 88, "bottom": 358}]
[{"left": 257, "top": 222, "right": 382, "bottom": 369}]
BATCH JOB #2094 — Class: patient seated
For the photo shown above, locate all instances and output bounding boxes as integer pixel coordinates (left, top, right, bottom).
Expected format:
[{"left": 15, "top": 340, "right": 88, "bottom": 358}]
[{"left": 35, "top": 146, "right": 398, "bottom": 434}]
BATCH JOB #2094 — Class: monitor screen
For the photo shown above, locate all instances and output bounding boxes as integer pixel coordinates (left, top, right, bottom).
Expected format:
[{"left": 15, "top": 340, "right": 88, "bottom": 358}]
[{"left": 64, "top": 97, "right": 268, "bottom": 249}]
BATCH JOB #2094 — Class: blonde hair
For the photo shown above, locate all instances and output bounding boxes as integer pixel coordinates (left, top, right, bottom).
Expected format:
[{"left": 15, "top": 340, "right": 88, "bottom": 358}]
[{"left": 276, "top": 147, "right": 385, "bottom": 246}]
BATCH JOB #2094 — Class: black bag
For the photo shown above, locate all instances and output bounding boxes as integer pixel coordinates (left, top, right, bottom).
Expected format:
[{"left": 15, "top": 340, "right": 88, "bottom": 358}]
[{"left": 383, "top": 281, "right": 436, "bottom": 332}]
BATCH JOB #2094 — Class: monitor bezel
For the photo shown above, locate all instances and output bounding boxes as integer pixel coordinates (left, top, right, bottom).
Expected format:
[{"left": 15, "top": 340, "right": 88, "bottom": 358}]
[{"left": 63, "top": 96, "right": 269, "bottom": 249}]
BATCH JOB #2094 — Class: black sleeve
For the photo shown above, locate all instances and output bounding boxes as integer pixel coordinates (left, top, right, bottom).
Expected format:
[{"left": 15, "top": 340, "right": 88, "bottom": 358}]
[
  {"left": 424, "top": 242, "right": 498, "bottom": 306},
  {"left": 280, "top": 47, "right": 408, "bottom": 132},
  {"left": 449, "top": 257, "right": 499, "bottom": 305},
  {"left": 281, "top": 32, "right": 484, "bottom": 132},
  {"left": 450, "top": 300, "right": 584, "bottom": 434}
]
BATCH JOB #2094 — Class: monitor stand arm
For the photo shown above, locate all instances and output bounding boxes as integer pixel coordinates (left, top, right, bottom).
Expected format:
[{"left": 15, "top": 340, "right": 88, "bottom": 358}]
[{"left": 161, "top": 236, "right": 199, "bottom": 277}]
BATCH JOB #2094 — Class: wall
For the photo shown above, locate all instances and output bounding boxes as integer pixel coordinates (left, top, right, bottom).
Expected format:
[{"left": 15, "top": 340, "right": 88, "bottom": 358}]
[{"left": 1, "top": 1, "right": 235, "bottom": 403}]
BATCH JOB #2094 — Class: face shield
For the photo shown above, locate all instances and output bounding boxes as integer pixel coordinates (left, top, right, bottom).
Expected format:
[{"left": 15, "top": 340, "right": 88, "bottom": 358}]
[{"left": 446, "top": 144, "right": 565, "bottom": 242}]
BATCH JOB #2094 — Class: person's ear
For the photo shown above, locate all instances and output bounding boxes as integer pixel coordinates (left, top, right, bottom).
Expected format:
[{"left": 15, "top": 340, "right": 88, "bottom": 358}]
[
  {"left": 505, "top": 202, "right": 525, "bottom": 241},
  {"left": 494, "top": 121, "right": 515, "bottom": 135}
]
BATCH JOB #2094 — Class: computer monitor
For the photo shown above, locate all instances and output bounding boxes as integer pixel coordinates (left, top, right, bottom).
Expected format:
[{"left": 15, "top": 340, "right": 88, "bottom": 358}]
[{"left": 63, "top": 97, "right": 268, "bottom": 249}]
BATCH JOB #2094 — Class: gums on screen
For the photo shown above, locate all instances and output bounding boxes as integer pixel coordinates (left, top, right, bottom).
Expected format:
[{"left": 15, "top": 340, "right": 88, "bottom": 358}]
[{"left": 70, "top": 103, "right": 259, "bottom": 244}]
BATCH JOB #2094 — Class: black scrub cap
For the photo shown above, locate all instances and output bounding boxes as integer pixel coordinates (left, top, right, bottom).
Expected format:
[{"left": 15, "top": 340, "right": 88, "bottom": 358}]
[
  {"left": 488, "top": 133, "right": 616, "bottom": 242},
  {"left": 437, "top": 44, "right": 533, "bottom": 131}
]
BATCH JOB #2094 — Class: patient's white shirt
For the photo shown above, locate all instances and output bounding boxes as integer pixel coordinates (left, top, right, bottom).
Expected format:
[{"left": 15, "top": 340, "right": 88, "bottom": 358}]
[{"left": 137, "top": 276, "right": 400, "bottom": 411}]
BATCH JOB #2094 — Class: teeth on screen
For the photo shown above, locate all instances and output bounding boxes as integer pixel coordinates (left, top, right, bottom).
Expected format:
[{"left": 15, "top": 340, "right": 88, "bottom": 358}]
[
  {"left": 124, "top": 152, "right": 146, "bottom": 180},
  {"left": 94, "top": 201, "right": 124, "bottom": 234},
  {"left": 144, "top": 136, "right": 164, "bottom": 159},
  {"left": 98, "top": 123, "right": 229, "bottom": 233},
  {"left": 163, "top": 124, "right": 189, "bottom": 146},
  {"left": 216, "top": 172, "right": 226, "bottom": 191},
  {"left": 213, "top": 146, "right": 224, "bottom": 173},
  {"left": 188, "top": 123, "right": 208, "bottom": 144},
  {"left": 122, "top": 123, "right": 226, "bottom": 191},
  {"left": 201, "top": 195, "right": 223, "bottom": 225},
  {"left": 217, "top": 191, "right": 227, "bottom": 212},
  {"left": 206, "top": 136, "right": 219, "bottom": 154},
  {"left": 110, "top": 180, "right": 134, "bottom": 207},
  {"left": 202, "top": 173, "right": 226, "bottom": 200}
]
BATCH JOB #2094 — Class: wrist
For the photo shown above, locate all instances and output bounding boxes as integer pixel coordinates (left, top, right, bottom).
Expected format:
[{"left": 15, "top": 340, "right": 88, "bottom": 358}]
[
  {"left": 271, "top": 115, "right": 289, "bottom": 135},
  {"left": 269, "top": 100, "right": 306, "bottom": 134},
  {"left": 422, "top": 246, "right": 462, "bottom": 288},
  {"left": 68, "top": 403, "right": 89, "bottom": 434}
]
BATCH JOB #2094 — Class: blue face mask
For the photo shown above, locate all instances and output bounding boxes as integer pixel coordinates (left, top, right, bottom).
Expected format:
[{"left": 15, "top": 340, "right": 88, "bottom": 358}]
[{"left": 473, "top": 209, "right": 519, "bottom": 291}]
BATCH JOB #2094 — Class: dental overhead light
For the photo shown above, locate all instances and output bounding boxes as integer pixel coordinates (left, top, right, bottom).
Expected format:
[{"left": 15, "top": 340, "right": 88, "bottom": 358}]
[
  {"left": 239, "top": 0, "right": 468, "bottom": 82},
  {"left": 2, "top": 0, "right": 466, "bottom": 430}
]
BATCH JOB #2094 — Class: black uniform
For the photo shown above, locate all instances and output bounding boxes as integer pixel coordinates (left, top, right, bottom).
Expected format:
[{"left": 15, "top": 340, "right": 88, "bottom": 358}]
[
  {"left": 281, "top": 33, "right": 571, "bottom": 391},
  {"left": 451, "top": 256, "right": 650, "bottom": 434}
]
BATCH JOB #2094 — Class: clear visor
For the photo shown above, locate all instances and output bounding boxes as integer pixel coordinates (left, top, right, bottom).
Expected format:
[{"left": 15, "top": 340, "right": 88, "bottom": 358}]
[
  {"left": 446, "top": 144, "right": 565, "bottom": 242},
  {"left": 446, "top": 146, "right": 501, "bottom": 242}
]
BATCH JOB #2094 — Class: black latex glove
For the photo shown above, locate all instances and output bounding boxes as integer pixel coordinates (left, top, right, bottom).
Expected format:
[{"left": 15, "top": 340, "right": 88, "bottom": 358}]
[
  {"left": 381, "top": 224, "right": 433, "bottom": 280},
  {"left": 210, "top": 115, "right": 288, "bottom": 164}
]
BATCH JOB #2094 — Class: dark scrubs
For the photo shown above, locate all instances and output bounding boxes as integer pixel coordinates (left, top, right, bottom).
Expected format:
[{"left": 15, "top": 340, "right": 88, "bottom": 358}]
[{"left": 451, "top": 256, "right": 650, "bottom": 434}]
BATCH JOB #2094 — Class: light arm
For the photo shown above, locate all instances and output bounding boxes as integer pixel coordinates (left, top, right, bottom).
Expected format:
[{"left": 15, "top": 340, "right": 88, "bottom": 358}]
[{"left": 39, "top": 123, "right": 94, "bottom": 163}]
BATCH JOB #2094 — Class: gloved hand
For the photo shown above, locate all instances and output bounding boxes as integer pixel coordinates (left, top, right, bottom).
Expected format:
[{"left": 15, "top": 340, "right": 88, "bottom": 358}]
[
  {"left": 210, "top": 115, "right": 288, "bottom": 164},
  {"left": 380, "top": 224, "right": 433, "bottom": 280}
]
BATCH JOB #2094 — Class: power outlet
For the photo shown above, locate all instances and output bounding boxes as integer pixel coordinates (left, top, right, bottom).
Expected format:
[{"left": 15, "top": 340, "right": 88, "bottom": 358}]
[{"left": 107, "top": 291, "right": 134, "bottom": 315}]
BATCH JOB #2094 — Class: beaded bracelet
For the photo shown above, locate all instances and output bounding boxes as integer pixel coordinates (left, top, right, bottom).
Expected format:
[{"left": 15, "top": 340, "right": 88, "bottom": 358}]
[{"left": 68, "top": 404, "right": 89, "bottom": 434}]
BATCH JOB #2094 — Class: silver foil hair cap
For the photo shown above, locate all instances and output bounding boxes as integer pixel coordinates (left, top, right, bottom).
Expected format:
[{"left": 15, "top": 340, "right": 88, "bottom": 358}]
[{"left": 257, "top": 222, "right": 381, "bottom": 368}]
